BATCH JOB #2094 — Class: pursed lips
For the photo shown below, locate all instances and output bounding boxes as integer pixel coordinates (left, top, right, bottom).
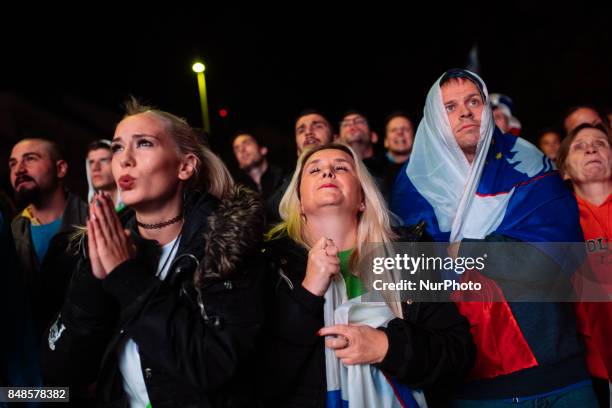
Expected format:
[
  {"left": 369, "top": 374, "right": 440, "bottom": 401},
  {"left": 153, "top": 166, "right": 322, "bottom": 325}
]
[{"left": 118, "top": 175, "right": 136, "bottom": 189}]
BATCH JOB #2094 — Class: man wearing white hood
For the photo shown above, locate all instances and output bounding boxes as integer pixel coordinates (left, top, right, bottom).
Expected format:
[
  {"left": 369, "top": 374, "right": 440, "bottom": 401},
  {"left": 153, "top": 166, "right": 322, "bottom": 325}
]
[
  {"left": 86, "top": 139, "right": 123, "bottom": 210},
  {"left": 391, "top": 69, "right": 597, "bottom": 405}
]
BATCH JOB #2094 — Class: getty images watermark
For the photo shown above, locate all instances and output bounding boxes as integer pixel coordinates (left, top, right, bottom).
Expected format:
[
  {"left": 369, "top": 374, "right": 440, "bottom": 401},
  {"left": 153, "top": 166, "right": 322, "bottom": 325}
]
[
  {"left": 371, "top": 253, "right": 486, "bottom": 292},
  {"left": 359, "top": 242, "right": 611, "bottom": 302}
]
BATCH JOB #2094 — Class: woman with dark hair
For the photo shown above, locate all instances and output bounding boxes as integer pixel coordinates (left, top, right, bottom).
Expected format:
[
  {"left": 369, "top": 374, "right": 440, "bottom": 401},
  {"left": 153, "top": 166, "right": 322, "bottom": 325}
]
[
  {"left": 42, "top": 100, "right": 265, "bottom": 407},
  {"left": 262, "top": 143, "right": 475, "bottom": 407}
]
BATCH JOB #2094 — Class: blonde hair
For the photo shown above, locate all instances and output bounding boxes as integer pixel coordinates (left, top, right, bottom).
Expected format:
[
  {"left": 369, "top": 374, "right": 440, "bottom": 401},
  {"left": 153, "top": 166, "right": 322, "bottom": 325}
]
[
  {"left": 123, "top": 97, "right": 234, "bottom": 199},
  {"left": 267, "top": 143, "right": 402, "bottom": 315}
]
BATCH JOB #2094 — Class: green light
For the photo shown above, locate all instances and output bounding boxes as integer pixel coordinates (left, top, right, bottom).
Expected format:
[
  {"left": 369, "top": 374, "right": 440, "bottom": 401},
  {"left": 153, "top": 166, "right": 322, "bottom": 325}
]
[{"left": 192, "top": 62, "right": 205, "bottom": 73}]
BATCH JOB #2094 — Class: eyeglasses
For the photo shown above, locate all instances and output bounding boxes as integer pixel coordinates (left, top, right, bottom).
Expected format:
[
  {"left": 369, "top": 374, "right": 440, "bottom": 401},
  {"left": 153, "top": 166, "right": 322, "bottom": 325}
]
[{"left": 340, "top": 117, "right": 367, "bottom": 128}]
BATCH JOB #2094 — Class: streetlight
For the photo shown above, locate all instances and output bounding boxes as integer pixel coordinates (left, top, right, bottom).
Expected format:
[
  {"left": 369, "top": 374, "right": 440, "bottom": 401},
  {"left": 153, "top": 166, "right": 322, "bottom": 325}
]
[{"left": 192, "top": 61, "right": 210, "bottom": 133}]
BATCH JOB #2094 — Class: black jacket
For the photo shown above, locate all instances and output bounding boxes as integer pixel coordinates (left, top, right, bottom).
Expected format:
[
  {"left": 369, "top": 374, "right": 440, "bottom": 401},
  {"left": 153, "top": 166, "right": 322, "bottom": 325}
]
[
  {"left": 11, "top": 192, "right": 88, "bottom": 338},
  {"left": 1, "top": 209, "right": 41, "bottom": 387},
  {"left": 42, "top": 187, "right": 266, "bottom": 408},
  {"left": 234, "top": 163, "right": 286, "bottom": 202},
  {"left": 260, "top": 226, "right": 475, "bottom": 408}
]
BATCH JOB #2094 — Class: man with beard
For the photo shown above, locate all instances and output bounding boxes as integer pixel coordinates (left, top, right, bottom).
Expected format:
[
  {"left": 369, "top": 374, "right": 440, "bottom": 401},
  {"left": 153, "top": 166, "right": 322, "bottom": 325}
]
[
  {"left": 232, "top": 132, "right": 284, "bottom": 200},
  {"left": 9, "top": 138, "right": 87, "bottom": 338}
]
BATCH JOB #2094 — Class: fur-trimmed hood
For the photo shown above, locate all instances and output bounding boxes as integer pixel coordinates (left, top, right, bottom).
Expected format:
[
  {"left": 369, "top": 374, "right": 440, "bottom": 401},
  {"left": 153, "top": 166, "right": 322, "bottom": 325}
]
[
  {"left": 194, "top": 185, "right": 264, "bottom": 287},
  {"left": 70, "top": 185, "right": 264, "bottom": 289}
]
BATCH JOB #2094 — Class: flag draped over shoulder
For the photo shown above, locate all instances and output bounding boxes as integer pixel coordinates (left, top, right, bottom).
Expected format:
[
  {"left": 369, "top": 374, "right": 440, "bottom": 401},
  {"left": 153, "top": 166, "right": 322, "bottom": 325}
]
[
  {"left": 323, "top": 255, "right": 426, "bottom": 408},
  {"left": 389, "top": 70, "right": 583, "bottom": 380},
  {"left": 390, "top": 70, "right": 582, "bottom": 249}
]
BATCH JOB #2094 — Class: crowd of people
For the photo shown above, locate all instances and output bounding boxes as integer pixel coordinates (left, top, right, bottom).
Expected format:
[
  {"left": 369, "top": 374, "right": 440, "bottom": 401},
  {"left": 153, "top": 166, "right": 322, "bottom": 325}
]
[{"left": 1, "top": 69, "right": 611, "bottom": 407}]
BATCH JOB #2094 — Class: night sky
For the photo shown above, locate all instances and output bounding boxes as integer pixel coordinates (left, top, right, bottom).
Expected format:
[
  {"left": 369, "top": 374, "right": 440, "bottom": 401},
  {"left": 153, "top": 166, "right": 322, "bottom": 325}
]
[{"left": 1, "top": 4, "right": 611, "bottom": 175}]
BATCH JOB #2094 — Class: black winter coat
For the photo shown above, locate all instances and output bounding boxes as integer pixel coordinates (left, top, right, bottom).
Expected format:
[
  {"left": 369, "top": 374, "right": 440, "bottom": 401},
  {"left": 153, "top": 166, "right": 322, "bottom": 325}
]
[
  {"left": 260, "top": 225, "right": 476, "bottom": 408},
  {"left": 42, "top": 187, "right": 266, "bottom": 408}
]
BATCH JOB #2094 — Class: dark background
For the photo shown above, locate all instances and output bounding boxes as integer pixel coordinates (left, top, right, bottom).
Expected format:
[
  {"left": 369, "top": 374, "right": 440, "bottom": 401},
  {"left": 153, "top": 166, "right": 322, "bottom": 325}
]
[{"left": 1, "top": 4, "right": 610, "bottom": 198}]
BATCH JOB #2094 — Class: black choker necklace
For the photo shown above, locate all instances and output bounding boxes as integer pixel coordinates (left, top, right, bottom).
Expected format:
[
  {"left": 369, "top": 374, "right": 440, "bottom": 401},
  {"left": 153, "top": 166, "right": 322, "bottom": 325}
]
[{"left": 137, "top": 214, "right": 184, "bottom": 230}]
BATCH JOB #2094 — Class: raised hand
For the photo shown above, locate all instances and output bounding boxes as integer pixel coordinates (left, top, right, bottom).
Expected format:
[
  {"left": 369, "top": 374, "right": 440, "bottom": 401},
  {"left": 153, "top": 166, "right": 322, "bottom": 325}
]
[
  {"left": 88, "top": 192, "right": 135, "bottom": 277},
  {"left": 87, "top": 213, "right": 106, "bottom": 279},
  {"left": 302, "top": 237, "right": 340, "bottom": 296}
]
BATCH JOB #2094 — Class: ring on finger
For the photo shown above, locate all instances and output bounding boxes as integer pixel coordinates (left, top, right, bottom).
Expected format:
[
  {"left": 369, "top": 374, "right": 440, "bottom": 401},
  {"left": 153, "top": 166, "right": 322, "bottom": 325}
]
[{"left": 343, "top": 336, "right": 350, "bottom": 349}]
